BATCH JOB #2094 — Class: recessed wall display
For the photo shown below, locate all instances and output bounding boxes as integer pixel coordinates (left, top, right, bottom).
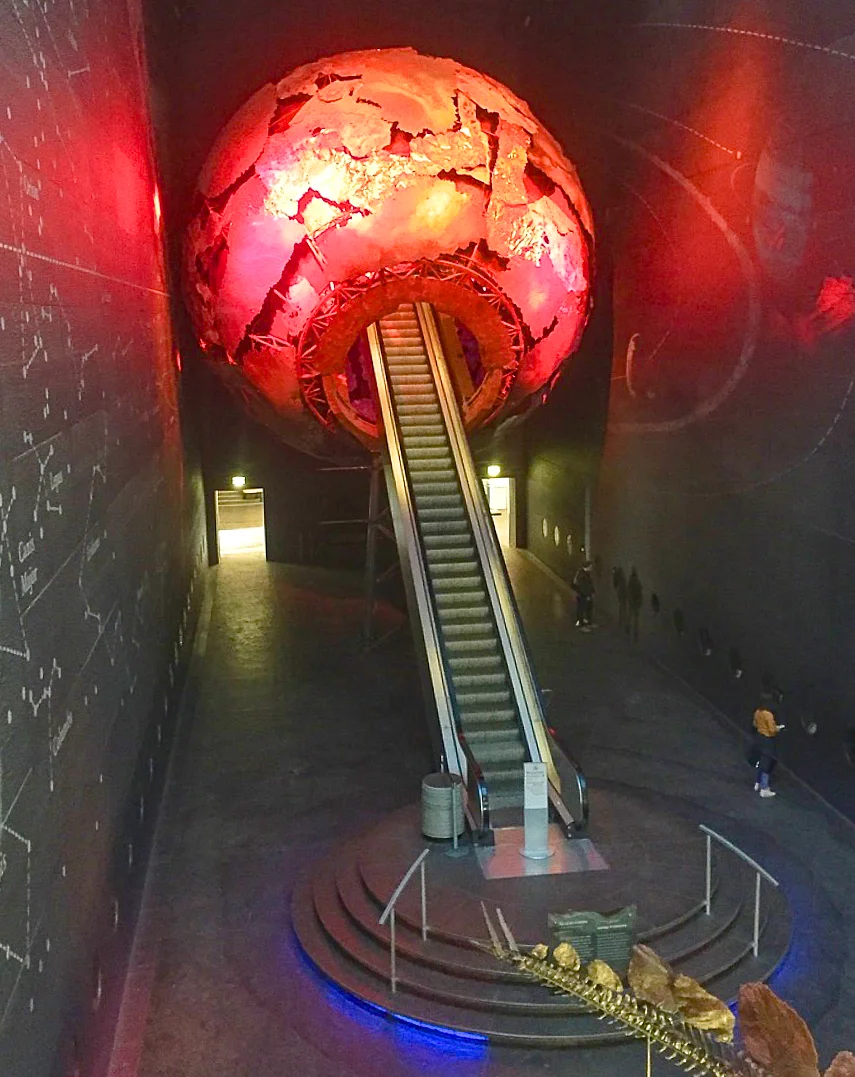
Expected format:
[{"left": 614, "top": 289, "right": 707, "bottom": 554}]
[
  {"left": 553, "top": 526, "right": 561, "bottom": 547},
  {"left": 566, "top": 533, "right": 574, "bottom": 557},
  {"left": 673, "top": 608, "right": 685, "bottom": 635},
  {"left": 698, "top": 627, "right": 713, "bottom": 656},
  {"left": 729, "top": 647, "right": 744, "bottom": 679},
  {"left": 542, "top": 518, "right": 549, "bottom": 539},
  {"left": 650, "top": 593, "right": 660, "bottom": 614}
]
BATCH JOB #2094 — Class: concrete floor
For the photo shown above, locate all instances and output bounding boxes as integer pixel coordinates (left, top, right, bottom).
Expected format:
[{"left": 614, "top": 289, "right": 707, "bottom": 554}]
[{"left": 121, "top": 548, "right": 855, "bottom": 1077}]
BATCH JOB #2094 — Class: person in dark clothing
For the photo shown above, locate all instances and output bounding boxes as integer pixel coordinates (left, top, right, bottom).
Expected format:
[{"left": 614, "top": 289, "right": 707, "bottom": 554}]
[
  {"left": 612, "top": 566, "right": 628, "bottom": 633},
  {"left": 627, "top": 567, "right": 643, "bottom": 643},
  {"left": 572, "top": 561, "right": 595, "bottom": 628}
]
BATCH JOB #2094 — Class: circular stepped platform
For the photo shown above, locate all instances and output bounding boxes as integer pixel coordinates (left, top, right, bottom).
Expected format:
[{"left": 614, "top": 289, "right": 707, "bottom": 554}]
[{"left": 293, "top": 789, "right": 792, "bottom": 1047}]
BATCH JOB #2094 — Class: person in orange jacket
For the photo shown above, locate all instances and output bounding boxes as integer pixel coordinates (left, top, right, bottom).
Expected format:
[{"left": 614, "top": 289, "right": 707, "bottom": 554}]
[{"left": 750, "top": 695, "right": 785, "bottom": 798}]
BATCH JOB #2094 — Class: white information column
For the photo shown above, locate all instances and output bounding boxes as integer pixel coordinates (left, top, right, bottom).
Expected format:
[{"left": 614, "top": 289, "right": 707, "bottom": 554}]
[{"left": 522, "top": 761, "right": 553, "bottom": 860}]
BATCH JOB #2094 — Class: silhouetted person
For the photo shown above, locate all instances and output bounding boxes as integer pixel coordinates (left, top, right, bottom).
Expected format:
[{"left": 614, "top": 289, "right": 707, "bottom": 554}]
[
  {"left": 612, "top": 566, "right": 628, "bottom": 633},
  {"left": 749, "top": 693, "right": 785, "bottom": 798},
  {"left": 572, "top": 561, "right": 595, "bottom": 628},
  {"left": 627, "top": 567, "right": 643, "bottom": 643}
]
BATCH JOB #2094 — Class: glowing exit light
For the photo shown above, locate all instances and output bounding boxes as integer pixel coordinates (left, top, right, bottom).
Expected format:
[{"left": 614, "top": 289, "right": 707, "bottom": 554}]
[
  {"left": 487, "top": 465, "right": 502, "bottom": 478},
  {"left": 231, "top": 475, "right": 246, "bottom": 489}
]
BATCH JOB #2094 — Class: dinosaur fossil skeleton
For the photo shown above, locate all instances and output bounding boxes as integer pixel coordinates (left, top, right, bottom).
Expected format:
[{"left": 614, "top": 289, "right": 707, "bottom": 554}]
[{"left": 481, "top": 905, "right": 772, "bottom": 1077}]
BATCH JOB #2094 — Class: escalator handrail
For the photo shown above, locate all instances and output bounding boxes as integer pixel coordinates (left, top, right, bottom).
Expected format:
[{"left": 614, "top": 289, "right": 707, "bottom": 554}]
[
  {"left": 546, "top": 726, "right": 589, "bottom": 834},
  {"left": 366, "top": 321, "right": 467, "bottom": 785},
  {"left": 442, "top": 742, "right": 490, "bottom": 838},
  {"left": 415, "top": 302, "right": 561, "bottom": 789}
]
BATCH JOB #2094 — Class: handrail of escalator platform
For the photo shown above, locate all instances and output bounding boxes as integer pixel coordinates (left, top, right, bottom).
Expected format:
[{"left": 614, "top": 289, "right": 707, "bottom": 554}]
[
  {"left": 366, "top": 321, "right": 466, "bottom": 786},
  {"left": 415, "top": 303, "right": 561, "bottom": 787},
  {"left": 441, "top": 742, "right": 490, "bottom": 838},
  {"left": 458, "top": 738, "right": 490, "bottom": 837},
  {"left": 546, "top": 727, "right": 589, "bottom": 834}
]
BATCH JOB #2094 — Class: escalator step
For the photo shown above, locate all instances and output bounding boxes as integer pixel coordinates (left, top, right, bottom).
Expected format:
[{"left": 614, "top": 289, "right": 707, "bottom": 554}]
[
  {"left": 409, "top": 463, "right": 453, "bottom": 476},
  {"left": 456, "top": 690, "right": 514, "bottom": 707},
  {"left": 404, "top": 445, "right": 450, "bottom": 458},
  {"left": 411, "top": 482, "right": 457, "bottom": 494},
  {"left": 424, "top": 551, "right": 475, "bottom": 568},
  {"left": 420, "top": 520, "right": 469, "bottom": 536},
  {"left": 413, "top": 495, "right": 459, "bottom": 508},
  {"left": 423, "top": 539, "right": 473, "bottom": 552},
  {"left": 394, "top": 386, "right": 436, "bottom": 399},
  {"left": 404, "top": 435, "right": 446, "bottom": 447},
  {"left": 390, "top": 379, "right": 433, "bottom": 391},
  {"left": 432, "top": 582, "right": 485, "bottom": 596},
  {"left": 432, "top": 584, "right": 484, "bottom": 599},
  {"left": 460, "top": 714, "right": 518, "bottom": 732},
  {"left": 408, "top": 458, "right": 450, "bottom": 469},
  {"left": 426, "top": 550, "right": 477, "bottom": 565},
  {"left": 471, "top": 744, "right": 527, "bottom": 765},
  {"left": 417, "top": 507, "right": 465, "bottom": 521},
  {"left": 401, "top": 424, "right": 444, "bottom": 436},
  {"left": 442, "top": 623, "right": 494, "bottom": 639},
  {"left": 443, "top": 637, "right": 499, "bottom": 655},
  {"left": 465, "top": 727, "right": 520, "bottom": 744},
  {"left": 454, "top": 673, "right": 507, "bottom": 690},
  {"left": 439, "top": 607, "right": 491, "bottom": 623},
  {"left": 430, "top": 564, "right": 481, "bottom": 580},
  {"left": 449, "top": 655, "right": 504, "bottom": 674}
]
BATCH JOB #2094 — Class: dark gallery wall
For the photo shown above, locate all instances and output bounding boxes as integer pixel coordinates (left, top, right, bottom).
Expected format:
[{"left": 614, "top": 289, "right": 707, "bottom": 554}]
[
  {"left": 0, "top": 2, "right": 203, "bottom": 1075},
  {"left": 585, "top": 0, "right": 855, "bottom": 815}
]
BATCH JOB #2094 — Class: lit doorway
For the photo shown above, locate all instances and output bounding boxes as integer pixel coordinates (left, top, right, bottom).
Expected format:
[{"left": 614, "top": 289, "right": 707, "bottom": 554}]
[
  {"left": 482, "top": 477, "right": 515, "bottom": 546},
  {"left": 216, "top": 487, "right": 266, "bottom": 558}
]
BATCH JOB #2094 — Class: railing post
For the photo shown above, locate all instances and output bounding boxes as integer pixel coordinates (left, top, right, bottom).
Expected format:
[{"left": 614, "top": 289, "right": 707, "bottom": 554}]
[
  {"left": 705, "top": 832, "right": 712, "bottom": 916},
  {"left": 390, "top": 907, "right": 397, "bottom": 993},
  {"left": 753, "top": 872, "right": 761, "bottom": 958},
  {"left": 451, "top": 777, "right": 459, "bottom": 851},
  {"left": 420, "top": 859, "right": 427, "bottom": 942}
]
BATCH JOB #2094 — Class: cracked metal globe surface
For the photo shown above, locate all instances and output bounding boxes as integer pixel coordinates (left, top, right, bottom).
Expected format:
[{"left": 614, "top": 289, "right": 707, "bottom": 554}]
[{"left": 184, "top": 47, "right": 594, "bottom": 457}]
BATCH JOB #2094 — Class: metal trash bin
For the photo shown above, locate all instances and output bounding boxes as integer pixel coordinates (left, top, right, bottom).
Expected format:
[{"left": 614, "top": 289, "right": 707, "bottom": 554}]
[{"left": 421, "top": 773, "right": 465, "bottom": 840}]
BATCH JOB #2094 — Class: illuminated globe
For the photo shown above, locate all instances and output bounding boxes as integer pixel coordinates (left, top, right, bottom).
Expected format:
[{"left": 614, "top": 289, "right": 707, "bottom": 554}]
[{"left": 184, "top": 48, "right": 594, "bottom": 456}]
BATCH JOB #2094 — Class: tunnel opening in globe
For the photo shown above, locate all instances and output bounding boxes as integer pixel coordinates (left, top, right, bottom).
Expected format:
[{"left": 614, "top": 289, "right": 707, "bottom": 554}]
[{"left": 183, "top": 48, "right": 595, "bottom": 456}]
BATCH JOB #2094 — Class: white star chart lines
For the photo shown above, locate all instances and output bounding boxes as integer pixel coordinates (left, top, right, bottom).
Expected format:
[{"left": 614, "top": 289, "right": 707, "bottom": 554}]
[{"left": 0, "top": 0, "right": 178, "bottom": 1031}]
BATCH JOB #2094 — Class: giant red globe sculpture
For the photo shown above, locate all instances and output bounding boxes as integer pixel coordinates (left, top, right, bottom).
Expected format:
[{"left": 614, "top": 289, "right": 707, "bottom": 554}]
[{"left": 184, "top": 48, "right": 594, "bottom": 456}]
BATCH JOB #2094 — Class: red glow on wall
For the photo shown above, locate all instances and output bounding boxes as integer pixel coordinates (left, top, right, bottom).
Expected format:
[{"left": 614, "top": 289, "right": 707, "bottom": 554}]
[
  {"left": 153, "top": 186, "right": 162, "bottom": 231},
  {"left": 183, "top": 49, "right": 594, "bottom": 456},
  {"left": 794, "top": 276, "right": 855, "bottom": 349}
]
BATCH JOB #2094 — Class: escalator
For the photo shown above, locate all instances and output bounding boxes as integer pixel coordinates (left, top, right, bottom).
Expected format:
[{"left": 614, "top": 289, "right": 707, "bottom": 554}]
[{"left": 366, "top": 302, "right": 587, "bottom": 838}]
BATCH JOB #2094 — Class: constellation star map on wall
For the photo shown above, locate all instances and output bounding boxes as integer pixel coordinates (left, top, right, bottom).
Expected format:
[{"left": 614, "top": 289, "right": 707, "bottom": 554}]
[{"left": 0, "top": 0, "right": 193, "bottom": 1066}]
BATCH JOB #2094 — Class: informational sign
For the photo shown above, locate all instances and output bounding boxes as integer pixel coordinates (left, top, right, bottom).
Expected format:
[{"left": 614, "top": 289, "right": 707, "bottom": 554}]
[{"left": 522, "top": 762, "right": 552, "bottom": 860}]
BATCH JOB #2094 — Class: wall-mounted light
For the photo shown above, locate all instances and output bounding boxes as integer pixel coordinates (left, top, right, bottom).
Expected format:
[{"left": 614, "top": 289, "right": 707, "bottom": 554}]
[
  {"left": 231, "top": 475, "right": 246, "bottom": 489},
  {"left": 487, "top": 464, "right": 502, "bottom": 478}
]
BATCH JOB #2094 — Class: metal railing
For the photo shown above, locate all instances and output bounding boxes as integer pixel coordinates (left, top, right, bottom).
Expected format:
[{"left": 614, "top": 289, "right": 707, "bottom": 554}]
[
  {"left": 546, "top": 726, "right": 589, "bottom": 835},
  {"left": 378, "top": 850, "right": 430, "bottom": 993},
  {"left": 700, "top": 825, "right": 779, "bottom": 958},
  {"left": 448, "top": 741, "right": 490, "bottom": 839}
]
